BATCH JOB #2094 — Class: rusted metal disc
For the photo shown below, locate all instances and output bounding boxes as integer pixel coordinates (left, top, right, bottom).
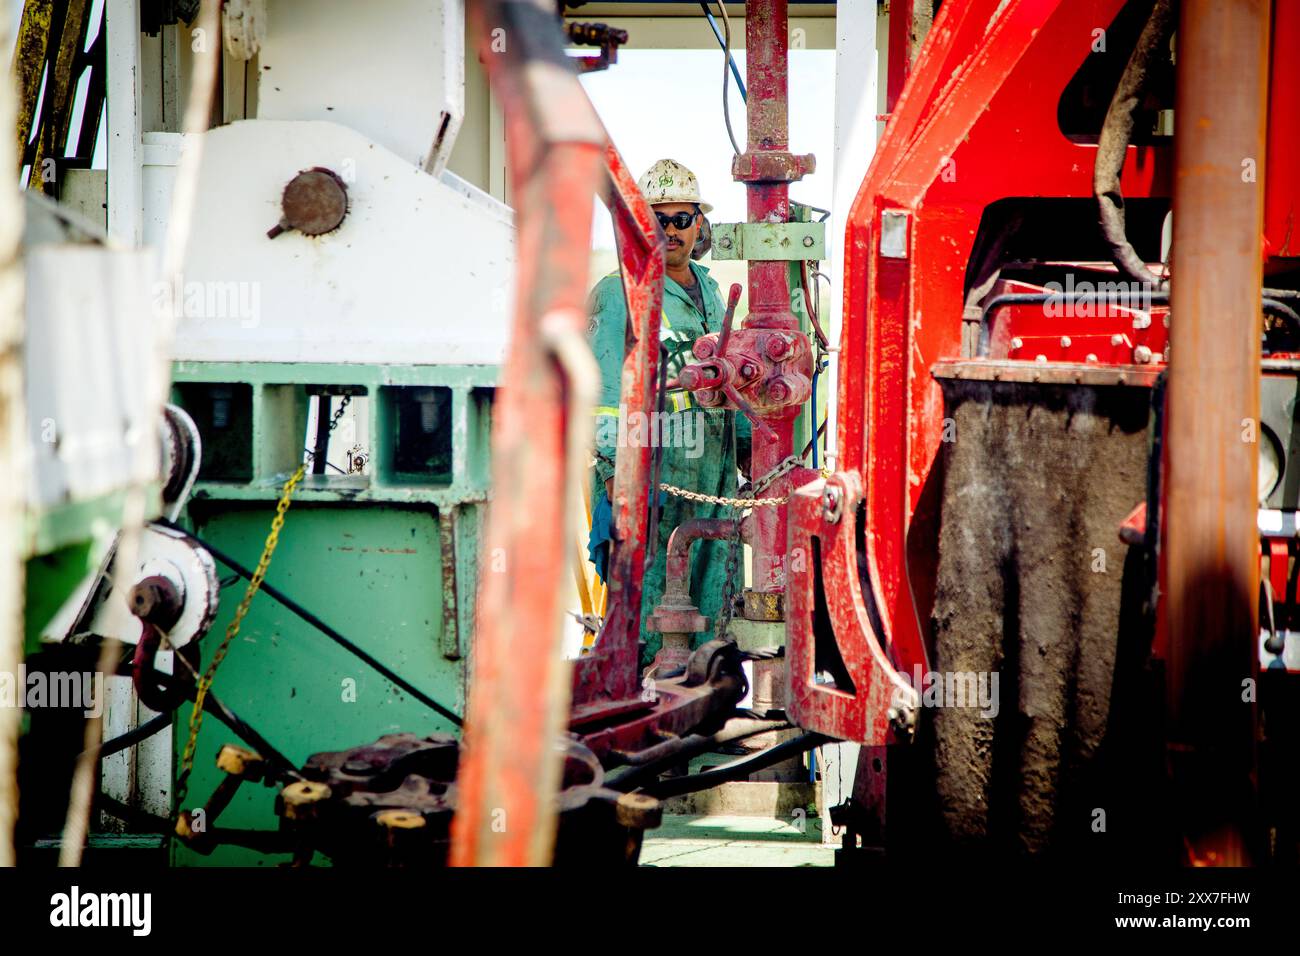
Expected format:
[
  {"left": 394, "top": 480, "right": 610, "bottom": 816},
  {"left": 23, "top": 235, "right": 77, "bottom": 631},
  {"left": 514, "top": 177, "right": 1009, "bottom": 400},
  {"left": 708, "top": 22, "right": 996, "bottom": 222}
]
[{"left": 278, "top": 167, "right": 348, "bottom": 236}]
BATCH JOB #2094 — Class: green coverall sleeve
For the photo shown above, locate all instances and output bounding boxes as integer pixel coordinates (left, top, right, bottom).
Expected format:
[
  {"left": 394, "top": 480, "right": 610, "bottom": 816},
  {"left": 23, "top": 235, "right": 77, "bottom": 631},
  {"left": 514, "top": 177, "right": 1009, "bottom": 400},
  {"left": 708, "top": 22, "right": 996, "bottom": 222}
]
[{"left": 588, "top": 276, "right": 626, "bottom": 489}]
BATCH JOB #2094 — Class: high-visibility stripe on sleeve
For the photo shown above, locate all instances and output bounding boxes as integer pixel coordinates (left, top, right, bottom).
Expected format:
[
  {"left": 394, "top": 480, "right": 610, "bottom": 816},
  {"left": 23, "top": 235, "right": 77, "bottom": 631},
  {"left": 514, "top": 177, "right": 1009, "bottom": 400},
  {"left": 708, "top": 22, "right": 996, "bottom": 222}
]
[{"left": 593, "top": 405, "right": 620, "bottom": 416}]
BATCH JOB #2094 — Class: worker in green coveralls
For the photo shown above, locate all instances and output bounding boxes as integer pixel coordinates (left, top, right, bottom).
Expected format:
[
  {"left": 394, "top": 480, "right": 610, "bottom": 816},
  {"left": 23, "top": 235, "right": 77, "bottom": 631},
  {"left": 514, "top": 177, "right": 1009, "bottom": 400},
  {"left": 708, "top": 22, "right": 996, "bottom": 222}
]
[{"left": 586, "top": 158, "right": 750, "bottom": 676}]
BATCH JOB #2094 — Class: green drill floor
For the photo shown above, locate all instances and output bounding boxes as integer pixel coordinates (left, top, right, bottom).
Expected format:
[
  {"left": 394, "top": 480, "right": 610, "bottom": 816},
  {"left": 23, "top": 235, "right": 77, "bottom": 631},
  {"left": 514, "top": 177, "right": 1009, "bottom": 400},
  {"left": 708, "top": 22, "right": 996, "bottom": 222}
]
[{"left": 639, "top": 813, "right": 834, "bottom": 866}]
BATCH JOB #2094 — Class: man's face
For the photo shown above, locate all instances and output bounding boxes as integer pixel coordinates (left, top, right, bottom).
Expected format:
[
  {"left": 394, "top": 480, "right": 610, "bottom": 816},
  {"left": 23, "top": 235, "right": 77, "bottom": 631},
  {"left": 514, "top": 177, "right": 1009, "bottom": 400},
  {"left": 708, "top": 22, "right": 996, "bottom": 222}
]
[{"left": 655, "top": 202, "right": 700, "bottom": 270}]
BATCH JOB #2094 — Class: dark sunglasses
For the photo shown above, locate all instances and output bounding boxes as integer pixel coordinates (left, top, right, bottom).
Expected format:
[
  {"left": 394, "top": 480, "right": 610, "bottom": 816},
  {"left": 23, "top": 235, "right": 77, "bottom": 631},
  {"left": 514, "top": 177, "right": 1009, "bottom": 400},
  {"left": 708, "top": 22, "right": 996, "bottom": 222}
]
[{"left": 655, "top": 210, "right": 700, "bottom": 231}]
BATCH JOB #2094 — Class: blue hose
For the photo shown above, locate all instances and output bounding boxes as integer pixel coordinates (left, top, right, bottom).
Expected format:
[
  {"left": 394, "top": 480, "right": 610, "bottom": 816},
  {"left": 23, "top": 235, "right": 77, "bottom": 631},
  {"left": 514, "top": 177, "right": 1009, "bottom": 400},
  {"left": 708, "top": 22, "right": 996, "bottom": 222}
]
[{"left": 699, "top": 2, "right": 748, "bottom": 101}]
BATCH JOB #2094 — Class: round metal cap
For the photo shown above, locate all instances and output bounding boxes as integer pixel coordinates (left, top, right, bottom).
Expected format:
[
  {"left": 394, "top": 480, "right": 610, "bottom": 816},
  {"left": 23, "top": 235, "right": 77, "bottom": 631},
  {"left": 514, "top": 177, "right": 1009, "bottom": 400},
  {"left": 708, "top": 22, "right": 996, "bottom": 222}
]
[{"left": 276, "top": 167, "right": 348, "bottom": 237}]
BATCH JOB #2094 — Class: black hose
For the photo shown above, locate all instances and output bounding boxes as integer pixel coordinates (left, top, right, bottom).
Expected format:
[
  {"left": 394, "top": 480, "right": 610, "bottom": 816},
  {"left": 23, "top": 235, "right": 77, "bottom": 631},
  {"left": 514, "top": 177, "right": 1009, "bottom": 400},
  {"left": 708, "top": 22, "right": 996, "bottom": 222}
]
[
  {"left": 639, "top": 732, "right": 832, "bottom": 799},
  {"left": 158, "top": 518, "right": 463, "bottom": 728},
  {"left": 605, "top": 717, "right": 793, "bottom": 792},
  {"left": 140, "top": 667, "right": 302, "bottom": 782},
  {"left": 1094, "top": 0, "right": 1174, "bottom": 288},
  {"left": 84, "top": 711, "right": 171, "bottom": 760},
  {"left": 94, "top": 792, "right": 172, "bottom": 833}
]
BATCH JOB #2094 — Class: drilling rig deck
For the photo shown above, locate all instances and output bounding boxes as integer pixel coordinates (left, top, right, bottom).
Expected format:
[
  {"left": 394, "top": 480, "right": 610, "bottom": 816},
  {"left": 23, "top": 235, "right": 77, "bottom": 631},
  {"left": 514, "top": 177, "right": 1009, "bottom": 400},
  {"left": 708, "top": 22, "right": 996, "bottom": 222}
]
[{"left": 2, "top": 0, "right": 1298, "bottom": 918}]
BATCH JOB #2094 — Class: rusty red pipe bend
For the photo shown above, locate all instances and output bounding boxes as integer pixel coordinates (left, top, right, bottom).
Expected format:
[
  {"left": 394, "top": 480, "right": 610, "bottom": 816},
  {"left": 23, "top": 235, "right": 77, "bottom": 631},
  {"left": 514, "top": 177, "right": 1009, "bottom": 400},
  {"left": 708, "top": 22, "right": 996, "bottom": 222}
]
[{"left": 659, "top": 518, "right": 745, "bottom": 608}]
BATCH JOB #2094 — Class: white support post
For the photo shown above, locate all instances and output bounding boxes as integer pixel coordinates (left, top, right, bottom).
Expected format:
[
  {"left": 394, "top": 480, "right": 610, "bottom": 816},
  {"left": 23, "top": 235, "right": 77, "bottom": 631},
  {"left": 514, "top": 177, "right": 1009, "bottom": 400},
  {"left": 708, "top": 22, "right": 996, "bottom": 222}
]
[{"left": 107, "top": 0, "right": 144, "bottom": 246}]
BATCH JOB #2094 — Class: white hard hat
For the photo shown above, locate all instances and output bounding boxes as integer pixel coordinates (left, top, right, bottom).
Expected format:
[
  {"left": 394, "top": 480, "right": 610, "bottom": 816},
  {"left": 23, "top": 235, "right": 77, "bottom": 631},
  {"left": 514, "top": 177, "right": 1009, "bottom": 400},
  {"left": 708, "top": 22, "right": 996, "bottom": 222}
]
[{"left": 637, "top": 158, "right": 713, "bottom": 214}]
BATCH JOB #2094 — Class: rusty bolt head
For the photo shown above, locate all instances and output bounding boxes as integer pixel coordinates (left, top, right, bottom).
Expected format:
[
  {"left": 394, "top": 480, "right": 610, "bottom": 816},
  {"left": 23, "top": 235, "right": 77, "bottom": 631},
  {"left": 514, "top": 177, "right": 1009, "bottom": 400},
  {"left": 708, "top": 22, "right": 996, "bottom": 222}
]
[
  {"left": 739, "top": 362, "right": 759, "bottom": 381},
  {"left": 802, "top": 235, "right": 815, "bottom": 247},
  {"left": 678, "top": 367, "right": 704, "bottom": 390},
  {"left": 767, "top": 380, "right": 792, "bottom": 404},
  {"left": 277, "top": 780, "right": 332, "bottom": 821},
  {"left": 693, "top": 338, "right": 716, "bottom": 359},
  {"left": 615, "top": 792, "right": 662, "bottom": 830},
  {"left": 764, "top": 335, "right": 792, "bottom": 361},
  {"left": 268, "top": 167, "right": 348, "bottom": 238}
]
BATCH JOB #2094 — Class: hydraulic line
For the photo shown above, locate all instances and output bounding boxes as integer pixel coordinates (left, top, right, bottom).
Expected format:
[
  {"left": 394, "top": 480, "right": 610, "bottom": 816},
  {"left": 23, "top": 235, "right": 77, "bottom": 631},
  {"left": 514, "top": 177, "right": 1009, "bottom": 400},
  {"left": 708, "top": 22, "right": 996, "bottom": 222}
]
[
  {"left": 703, "top": 1, "right": 744, "bottom": 155},
  {"left": 639, "top": 732, "right": 832, "bottom": 799},
  {"left": 604, "top": 716, "right": 793, "bottom": 791},
  {"left": 146, "top": 664, "right": 303, "bottom": 783},
  {"left": 85, "top": 712, "right": 172, "bottom": 761},
  {"left": 976, "top": 291, "right": 1300, "bottom": 357},
  {"left": 1093, "top": 0, "right": 1174, "bottom": 288},
  {"left": 699, "top": 2, "right": 746, "bottom": 99}
]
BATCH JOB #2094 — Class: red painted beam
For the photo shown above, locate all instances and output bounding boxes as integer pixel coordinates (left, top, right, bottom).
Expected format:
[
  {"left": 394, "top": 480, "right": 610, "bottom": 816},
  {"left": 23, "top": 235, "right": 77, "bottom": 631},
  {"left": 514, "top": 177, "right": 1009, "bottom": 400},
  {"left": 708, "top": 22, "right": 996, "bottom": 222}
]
[{"left": 450, "top": 0, "right": 606, "bottom": 867}]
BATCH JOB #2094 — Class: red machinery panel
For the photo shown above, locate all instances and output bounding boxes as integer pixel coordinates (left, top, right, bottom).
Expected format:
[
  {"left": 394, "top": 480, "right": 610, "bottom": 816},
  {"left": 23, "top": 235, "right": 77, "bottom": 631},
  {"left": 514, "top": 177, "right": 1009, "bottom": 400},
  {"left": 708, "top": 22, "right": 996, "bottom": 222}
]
[{"left": 788, "top": 0, "right": 1174, "bottom": 742}]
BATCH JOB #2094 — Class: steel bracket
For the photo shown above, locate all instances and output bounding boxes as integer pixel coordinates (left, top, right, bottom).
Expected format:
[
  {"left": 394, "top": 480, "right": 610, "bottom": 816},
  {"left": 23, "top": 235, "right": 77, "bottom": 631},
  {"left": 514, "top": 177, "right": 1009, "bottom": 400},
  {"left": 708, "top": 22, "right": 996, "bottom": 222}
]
[{"left": 711, "top": 221, "right": 826, "bottom": 261}]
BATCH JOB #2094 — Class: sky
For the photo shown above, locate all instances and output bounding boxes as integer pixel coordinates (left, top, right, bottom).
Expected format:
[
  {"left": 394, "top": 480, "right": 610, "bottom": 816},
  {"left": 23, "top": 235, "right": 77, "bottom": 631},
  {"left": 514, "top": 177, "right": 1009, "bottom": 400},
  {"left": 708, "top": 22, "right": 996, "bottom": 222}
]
[{"left": 579, "top": 47, "right": 836, "bottom": 250}]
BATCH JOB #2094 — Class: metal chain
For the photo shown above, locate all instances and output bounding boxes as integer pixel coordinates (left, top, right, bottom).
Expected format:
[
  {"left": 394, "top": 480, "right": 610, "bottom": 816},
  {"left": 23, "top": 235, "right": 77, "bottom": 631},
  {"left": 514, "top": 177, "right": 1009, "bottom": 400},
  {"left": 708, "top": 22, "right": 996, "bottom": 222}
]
[
  {"left": 709, "top": 454, "right": 801, "bottom": 642},
  {"left": 715, "top": 508, "right": 744, "bottom": 641},
  {"left": 659, "top": 483, "right": 787, "bottom": 508},
  {"left": 659, "top": 454, "right": 802, "bottom": 509},
  {"left": 175, "top": 393, "right": 351, "bottom": 813}
]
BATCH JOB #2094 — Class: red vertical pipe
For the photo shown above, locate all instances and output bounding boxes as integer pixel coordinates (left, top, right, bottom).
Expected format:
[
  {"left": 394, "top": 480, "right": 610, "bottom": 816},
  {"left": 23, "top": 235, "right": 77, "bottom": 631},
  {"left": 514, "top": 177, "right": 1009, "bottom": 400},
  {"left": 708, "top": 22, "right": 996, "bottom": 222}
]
[
  {"left": 1164, "top": 0, "right": 1269, "bottom": 866},
  {"left": 743, "top": 0, "right": 799, "bottom": 594}
]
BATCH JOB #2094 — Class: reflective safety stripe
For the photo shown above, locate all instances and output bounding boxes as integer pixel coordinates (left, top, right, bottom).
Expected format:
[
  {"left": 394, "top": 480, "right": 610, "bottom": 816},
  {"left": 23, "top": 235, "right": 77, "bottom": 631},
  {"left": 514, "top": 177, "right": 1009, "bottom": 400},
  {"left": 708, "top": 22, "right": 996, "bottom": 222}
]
[{"left": 593, "top": 406, "right": 620, "bottom": 417}]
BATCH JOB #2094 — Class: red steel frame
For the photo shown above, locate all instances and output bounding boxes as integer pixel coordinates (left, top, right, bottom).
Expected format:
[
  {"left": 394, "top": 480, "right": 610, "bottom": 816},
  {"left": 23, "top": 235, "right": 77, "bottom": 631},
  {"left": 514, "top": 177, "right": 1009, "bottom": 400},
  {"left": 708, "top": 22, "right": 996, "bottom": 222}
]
[
  {"left": 569, "top": 141, "right": 665, "bottom": 720},
  {"left": 788, "top": 0, "right": 1172, "bottom": 742}
]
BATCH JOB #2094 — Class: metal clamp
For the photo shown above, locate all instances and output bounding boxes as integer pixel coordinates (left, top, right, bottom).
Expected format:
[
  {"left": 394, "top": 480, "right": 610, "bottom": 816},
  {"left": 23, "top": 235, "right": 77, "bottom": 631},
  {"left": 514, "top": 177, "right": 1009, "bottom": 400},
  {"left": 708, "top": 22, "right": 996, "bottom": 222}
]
[{"left": 711, "top": 221, "right": 826, "bottom": 261}]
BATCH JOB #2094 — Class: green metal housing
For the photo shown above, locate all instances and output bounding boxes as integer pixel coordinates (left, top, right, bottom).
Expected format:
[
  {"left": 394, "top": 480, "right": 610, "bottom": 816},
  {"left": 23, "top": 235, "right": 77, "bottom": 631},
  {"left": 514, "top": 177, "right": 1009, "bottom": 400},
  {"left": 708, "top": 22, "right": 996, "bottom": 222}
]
[{"left": 169, "top": 361, "right": 494, "bottom": 865}]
